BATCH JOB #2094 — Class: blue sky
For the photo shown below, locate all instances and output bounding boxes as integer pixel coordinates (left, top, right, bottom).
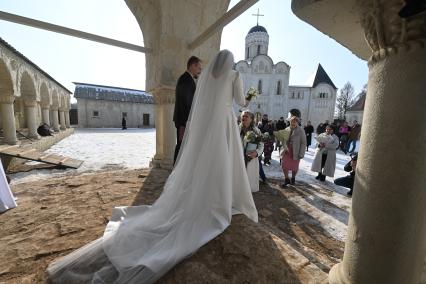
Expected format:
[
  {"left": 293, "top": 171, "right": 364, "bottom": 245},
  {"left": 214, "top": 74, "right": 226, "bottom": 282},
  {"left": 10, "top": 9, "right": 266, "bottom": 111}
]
[{"left": 0, "top": 0, "right": 368, "bottom": 99}]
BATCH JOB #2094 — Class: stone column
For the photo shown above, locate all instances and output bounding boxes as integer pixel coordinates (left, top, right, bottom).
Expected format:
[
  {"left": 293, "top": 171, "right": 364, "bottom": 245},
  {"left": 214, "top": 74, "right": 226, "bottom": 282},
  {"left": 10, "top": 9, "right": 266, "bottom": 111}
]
[
  {"left": 24, "top": 100, "right": 40, "bottom": 139},
  {"left": 125, "top": 0, "right": 229, "bottom": 170},
  {"left": 41, "top": 105, "right": 50, "bottom": 126},
  {"left": 51, "top": 107, "right": 60, "bottom": 132},
  {"left": 328, "top": 2, "right": 426, "bottom": 283},
  {"left": 65, "top": 109, "right": 71, "bottom": 128},
  {"left": 59, "top": 109, "right": 66, "bottom": 130},
  {"left": 0, "top": 96, "right": 18, "bottom": 145},
  {"left": 150, "top": 87, "right": 176, "bottom": 170}
]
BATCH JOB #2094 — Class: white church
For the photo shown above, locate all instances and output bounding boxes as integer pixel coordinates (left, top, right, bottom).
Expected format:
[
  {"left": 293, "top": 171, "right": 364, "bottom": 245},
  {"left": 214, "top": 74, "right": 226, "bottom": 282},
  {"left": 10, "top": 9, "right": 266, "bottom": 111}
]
[{"left": 235, "top": 24, "right": 337, "bottom": 127}]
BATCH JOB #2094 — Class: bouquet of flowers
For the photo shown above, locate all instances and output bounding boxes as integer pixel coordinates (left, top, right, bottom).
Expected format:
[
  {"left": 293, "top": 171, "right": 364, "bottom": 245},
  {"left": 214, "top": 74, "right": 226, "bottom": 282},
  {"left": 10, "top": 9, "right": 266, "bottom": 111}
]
[
  {"left": 243, "top": 130, "right": 262, "bottom": 165},
  {"left": 245, "top": 87, "right": 259, "bottom": 102},
  {"left": 315, "top": 133, "right": 333, "bottom": 144},
  {"left": 315, "top": 133, "right": 334, "bottom": 146},
  {"left": 244, "top": 130, "right": 262, "bottom": 145},
  {"left": 274, "top": 128, "right": 291, "bottom": 153}
]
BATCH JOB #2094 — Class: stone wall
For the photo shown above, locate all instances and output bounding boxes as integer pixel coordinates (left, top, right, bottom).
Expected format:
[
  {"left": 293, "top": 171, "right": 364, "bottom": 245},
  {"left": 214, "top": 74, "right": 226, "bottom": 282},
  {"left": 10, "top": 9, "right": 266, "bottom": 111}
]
[{"left": 77, "top": 99, "right": 155, "bottom": 128}]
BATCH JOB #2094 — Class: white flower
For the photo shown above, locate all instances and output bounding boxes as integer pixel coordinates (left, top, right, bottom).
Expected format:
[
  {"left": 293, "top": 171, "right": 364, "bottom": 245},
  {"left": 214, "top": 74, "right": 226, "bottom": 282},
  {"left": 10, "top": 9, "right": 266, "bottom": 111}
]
[{"left": 245, "top": 87, "right": 259, "bottom": 101}]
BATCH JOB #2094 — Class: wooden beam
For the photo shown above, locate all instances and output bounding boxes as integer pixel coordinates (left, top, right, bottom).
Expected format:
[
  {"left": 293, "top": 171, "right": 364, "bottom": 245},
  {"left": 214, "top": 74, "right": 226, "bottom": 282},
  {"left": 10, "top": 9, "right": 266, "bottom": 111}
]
[
  {"left": 0, "top": 11, "right": 151, "bottom": 53},
  {"left": 188, "top": 0, "right": 259, "bottom": 50}
]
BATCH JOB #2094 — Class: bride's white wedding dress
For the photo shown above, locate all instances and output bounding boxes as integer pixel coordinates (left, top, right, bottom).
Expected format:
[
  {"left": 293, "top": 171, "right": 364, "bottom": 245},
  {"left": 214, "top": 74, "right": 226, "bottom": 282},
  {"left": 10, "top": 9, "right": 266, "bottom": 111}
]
[
  {"left": 47, "top": 50, "right": 258, "bottom": 283},
  {"left": 0, "top": 162, "right": 16, "bottom": 213}
]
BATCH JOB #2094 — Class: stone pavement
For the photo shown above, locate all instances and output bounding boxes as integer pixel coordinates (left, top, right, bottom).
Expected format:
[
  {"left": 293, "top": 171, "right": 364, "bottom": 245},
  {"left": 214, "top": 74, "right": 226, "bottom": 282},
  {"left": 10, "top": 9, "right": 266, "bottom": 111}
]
[{"left": 0, "top": 168, "right": 344, "bottom": 283}]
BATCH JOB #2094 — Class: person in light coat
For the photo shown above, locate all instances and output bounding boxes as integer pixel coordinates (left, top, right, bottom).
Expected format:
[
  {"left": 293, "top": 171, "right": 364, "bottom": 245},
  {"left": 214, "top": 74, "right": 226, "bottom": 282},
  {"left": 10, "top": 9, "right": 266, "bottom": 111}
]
[
  {"left": 240, "top": 110, "right": 264, "bottom": 192},
  {"left": 311, "top": 124, "right": 340, "bottom": 181},
  {"left": 281, "top": 116, "right": 307, "bottom": 186}
]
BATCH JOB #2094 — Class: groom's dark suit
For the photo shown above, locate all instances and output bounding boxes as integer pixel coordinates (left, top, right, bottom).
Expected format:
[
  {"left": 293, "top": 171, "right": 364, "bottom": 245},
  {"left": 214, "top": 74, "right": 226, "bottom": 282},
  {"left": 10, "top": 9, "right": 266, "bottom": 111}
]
[{"left": 173, "top": 71, "right": 196, "bottom": 164}]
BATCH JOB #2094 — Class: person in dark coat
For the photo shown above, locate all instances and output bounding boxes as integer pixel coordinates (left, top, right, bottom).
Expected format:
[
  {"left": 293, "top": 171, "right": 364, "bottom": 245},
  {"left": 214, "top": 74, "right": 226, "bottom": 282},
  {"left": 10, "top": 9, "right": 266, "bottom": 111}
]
[
  {"left": 334, "top": 153, "right": 358, "bottom": 196},
  {"left": 121, "top": 117, "right": 127, "bottom": 130},
  {"left": 274, "top": 117, "right": 286, "bottom": 151},
  {"left": 304, "top": 121, "right": 314, "bottom": 151},
  {"left": 173, "top": 56, "right": 202, "bottom": 165}
]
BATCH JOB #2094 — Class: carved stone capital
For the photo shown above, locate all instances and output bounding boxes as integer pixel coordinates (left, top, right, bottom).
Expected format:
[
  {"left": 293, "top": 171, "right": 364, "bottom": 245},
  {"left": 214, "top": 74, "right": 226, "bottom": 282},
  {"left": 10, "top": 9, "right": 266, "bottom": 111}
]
[
  {"left": 0, "top": 96, "right": 15, "bottom": 104},
  {"left": 24, "top": 100, "right": 38, "bottom": 107},
  {"left": 357, "top": 0, "right": 426, "bottom": 64},
  {"left": 151, "top": 85, "right": 176, "bottom": 105},
  {"left": 51, "top": 106, "right": 59, "bottom": 111}
]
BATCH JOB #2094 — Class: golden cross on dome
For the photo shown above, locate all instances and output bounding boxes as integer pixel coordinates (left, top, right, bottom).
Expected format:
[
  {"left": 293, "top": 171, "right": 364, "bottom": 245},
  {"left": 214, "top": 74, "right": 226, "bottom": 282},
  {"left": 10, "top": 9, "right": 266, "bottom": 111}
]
[{"left": 252, "top": 8, "right": 264, "bottom": 25}]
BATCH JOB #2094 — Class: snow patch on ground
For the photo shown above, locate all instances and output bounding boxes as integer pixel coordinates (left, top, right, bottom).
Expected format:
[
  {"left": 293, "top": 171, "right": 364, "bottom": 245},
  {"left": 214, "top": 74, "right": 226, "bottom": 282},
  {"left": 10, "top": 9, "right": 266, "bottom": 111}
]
[
  {"left": 10, "top": 128, "right": 155, "bottom": 185},
  {"left": 10, "top": 128, "right": 359, "bottom": 242}
]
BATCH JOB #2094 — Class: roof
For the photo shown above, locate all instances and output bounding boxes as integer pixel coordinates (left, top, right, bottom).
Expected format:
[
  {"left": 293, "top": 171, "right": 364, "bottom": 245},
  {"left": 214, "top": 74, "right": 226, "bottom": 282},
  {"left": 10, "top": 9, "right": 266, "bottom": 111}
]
[
  {"left": 73, "top": 82, "right": 154, "bottom": 104},
  {"left": 0, "top": 37, "right": 72, "bottom": 94},
  {"left": 248, "top": 25, "right": 268, "bottom": 34},
  {"left": 311, "top": 64, "right": 337, "bottom": 89},
  {"left": 347, "top": 93, "right": 366, "bottom": 111}
]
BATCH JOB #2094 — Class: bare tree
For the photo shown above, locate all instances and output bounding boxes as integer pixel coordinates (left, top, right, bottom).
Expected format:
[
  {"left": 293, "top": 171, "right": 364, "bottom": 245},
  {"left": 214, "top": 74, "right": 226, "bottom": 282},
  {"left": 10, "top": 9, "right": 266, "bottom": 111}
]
[{"left": 336, "top": 82, "right": 355, "bottom": 120}]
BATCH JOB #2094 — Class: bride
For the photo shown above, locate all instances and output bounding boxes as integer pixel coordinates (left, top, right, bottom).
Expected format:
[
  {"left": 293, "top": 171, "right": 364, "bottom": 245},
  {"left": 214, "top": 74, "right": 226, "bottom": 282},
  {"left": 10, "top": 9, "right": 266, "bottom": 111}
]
[{"left": 47, "top": 49, "right": 258, "bottom": 283}]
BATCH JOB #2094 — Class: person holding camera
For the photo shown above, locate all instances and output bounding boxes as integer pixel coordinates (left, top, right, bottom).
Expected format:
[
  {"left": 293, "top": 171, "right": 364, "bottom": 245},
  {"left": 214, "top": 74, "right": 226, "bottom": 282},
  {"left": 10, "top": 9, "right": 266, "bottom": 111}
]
[{"left": 334, "top": 153, "right": 358, "bottom": 196}]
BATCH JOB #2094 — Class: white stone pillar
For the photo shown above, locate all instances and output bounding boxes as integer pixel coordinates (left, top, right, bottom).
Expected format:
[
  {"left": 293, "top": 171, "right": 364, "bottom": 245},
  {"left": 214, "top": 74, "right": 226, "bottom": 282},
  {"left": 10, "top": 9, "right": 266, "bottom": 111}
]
[
  {"left": 51, "top": 107, "right": 60, "bottom": 132},
  {"left": 0, "top": 96, "right": 18, "bottom": 145},
  {"left": 65, "top": 109, "right": 70, "bottom": 128},
  {"left": 59, "top": 109, "right": 66, "bottom": 130},
  {"left": 150, "top": 87, "right": 175, "bottom": 170},
  {"left": 24, "top": 100, "right": 40, "bottom": 139},
  {"left": 329, "top": 37, "right": 426, "bottom": 284},
  {"left": 41, "top": 105, "right": 50, "bottom": 126}
]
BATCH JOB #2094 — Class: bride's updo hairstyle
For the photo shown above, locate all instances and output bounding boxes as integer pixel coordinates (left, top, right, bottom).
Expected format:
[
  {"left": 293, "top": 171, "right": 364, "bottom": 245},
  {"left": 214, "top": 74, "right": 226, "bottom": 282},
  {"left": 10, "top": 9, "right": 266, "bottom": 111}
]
[{"left": 212, "top": 49, "right": 234, "bottom": 78}]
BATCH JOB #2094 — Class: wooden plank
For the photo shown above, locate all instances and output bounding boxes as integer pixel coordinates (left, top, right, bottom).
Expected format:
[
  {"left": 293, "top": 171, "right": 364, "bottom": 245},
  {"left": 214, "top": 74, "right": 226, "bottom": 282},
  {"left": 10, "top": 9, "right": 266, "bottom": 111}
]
[
  {"left": 0, "top": 145, "right": 83, "bottom": 169},
  {"left": 58, "top": 157, "right": 69, "bottom": 165},
  {"left": 16, "top": 149, "right": 37, "bottom": 157},
  {"left": 0, "top": 145, "right": 19, "bottom": 152},
  {"left": 38, "top": 154, "right": 53, "bottom": 161},
  {"left": 0, "top": 11, "right": 151, "bottom": 54},
  {"left": 188, "top": 0, "right": 259, "bottom": 49}
]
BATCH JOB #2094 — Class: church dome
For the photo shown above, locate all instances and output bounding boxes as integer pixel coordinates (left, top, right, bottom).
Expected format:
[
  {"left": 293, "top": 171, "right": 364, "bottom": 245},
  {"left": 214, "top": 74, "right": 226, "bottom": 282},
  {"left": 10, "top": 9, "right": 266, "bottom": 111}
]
[{"left": 248, "top": 25, "right": 268, "bottom": 34}]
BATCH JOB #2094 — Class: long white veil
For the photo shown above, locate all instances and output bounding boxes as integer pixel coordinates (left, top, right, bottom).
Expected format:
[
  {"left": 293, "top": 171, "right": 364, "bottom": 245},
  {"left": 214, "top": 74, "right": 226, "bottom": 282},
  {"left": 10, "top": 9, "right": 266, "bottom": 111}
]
[{"left": 47, "top": 50, "right": 257, "bottom": 284}]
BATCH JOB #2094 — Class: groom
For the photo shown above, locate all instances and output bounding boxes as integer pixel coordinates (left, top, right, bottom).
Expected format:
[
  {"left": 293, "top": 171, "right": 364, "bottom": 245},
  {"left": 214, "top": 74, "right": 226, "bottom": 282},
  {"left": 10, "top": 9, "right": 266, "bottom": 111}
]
[{"left": 173, "top": 56, "right": 202, "bottom": 165}]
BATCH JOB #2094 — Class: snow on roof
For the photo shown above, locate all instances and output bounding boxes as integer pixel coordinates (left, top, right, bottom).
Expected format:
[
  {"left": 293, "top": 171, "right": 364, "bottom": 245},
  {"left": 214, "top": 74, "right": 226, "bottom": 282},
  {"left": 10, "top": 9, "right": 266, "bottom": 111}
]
[{"left": 73, "top": 82, "right": 154, "bottom": 104}]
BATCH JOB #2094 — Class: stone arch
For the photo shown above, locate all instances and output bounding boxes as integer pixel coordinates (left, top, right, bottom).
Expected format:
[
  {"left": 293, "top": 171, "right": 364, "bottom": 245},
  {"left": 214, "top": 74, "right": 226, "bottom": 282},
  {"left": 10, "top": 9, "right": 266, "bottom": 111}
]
[
  {"left": 60, "top": 94, "right": 67, "bottom": 110},
  {"left": 40, "top": 82, "right": 51, "bottom": 125},
  {"left": 0, "top": 59, "right": 14, "bottom": 99},
  {"left": 50, "top": 90, "right": 60, "bottom": 132},
  {"left": 20, "top": 71, "right": 37, "bottom": 101},
  {"left": 40, "top": 82, "right": 50, "bottom": 106},
  {"left": 51, "top": 90, "right": 59, "bottom": 109},
  {"left": 0, "top": 59, "right": 15, "bottom": 131},
  {"left": 19, "top": 71, "right": 38, "bottom": 130},
  {"left": 13, "top": 96, "right": 25, "bottom": 129}
]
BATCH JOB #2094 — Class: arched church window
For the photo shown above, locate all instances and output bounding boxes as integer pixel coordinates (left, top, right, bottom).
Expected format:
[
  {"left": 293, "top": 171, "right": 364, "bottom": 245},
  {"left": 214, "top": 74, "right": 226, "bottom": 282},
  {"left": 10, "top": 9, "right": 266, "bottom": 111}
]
[
  {"left": 257, "top": 45, "right": 261, "bottom": 55},
  {"left": 258, "top": 80, "right": 262, "bottom": 94},
  {"left": 276, "top": 81, "right": 281, "bottom": 95},
  {"left": 246, "top": 47, "right": 249, "bottom": 59}
]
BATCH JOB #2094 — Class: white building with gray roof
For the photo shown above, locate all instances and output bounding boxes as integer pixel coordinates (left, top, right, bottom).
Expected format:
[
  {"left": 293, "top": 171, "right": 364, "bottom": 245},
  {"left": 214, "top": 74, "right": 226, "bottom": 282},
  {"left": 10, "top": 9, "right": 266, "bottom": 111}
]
[
  {"left": 74, "top": 83, "right": 154, "bottom": 128},
  {"left": 235, "top": 24, "right": 337, "bottom": 127}
]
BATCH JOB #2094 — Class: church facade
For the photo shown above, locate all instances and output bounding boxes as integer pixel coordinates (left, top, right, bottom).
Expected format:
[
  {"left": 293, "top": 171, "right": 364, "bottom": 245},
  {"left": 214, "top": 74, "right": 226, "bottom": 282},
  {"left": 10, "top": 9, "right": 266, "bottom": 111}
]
[{"left": 235, "top": 25, "right": 337, "bottom": 128}]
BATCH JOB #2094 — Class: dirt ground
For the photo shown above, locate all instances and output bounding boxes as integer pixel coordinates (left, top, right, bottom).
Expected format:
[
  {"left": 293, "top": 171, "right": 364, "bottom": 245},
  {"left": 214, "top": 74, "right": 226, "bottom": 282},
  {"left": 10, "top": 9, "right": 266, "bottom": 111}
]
[{"left": 0, "top": 168, "right": 344, "bottom": 283}]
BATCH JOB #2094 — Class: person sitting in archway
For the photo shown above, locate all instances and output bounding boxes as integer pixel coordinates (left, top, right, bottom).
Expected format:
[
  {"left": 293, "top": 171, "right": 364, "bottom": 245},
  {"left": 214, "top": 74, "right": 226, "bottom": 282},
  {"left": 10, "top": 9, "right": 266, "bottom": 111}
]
[{"left": 334, "top": 153, "right": 358, "bottom": 196}]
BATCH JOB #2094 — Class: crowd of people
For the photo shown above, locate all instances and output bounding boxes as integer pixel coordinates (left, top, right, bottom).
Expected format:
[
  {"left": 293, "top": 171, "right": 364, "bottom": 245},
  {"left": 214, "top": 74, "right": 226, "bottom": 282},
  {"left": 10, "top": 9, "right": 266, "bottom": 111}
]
[{"left": 234, "top": 111, "right": 361, "bottom": 197}]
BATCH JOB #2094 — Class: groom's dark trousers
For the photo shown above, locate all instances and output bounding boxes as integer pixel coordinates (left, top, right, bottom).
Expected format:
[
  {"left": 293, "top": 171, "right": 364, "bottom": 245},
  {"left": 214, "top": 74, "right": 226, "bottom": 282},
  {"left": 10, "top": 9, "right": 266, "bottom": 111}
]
[{"left": 173, "top": 71, "right": 196, "bottom": 165}]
